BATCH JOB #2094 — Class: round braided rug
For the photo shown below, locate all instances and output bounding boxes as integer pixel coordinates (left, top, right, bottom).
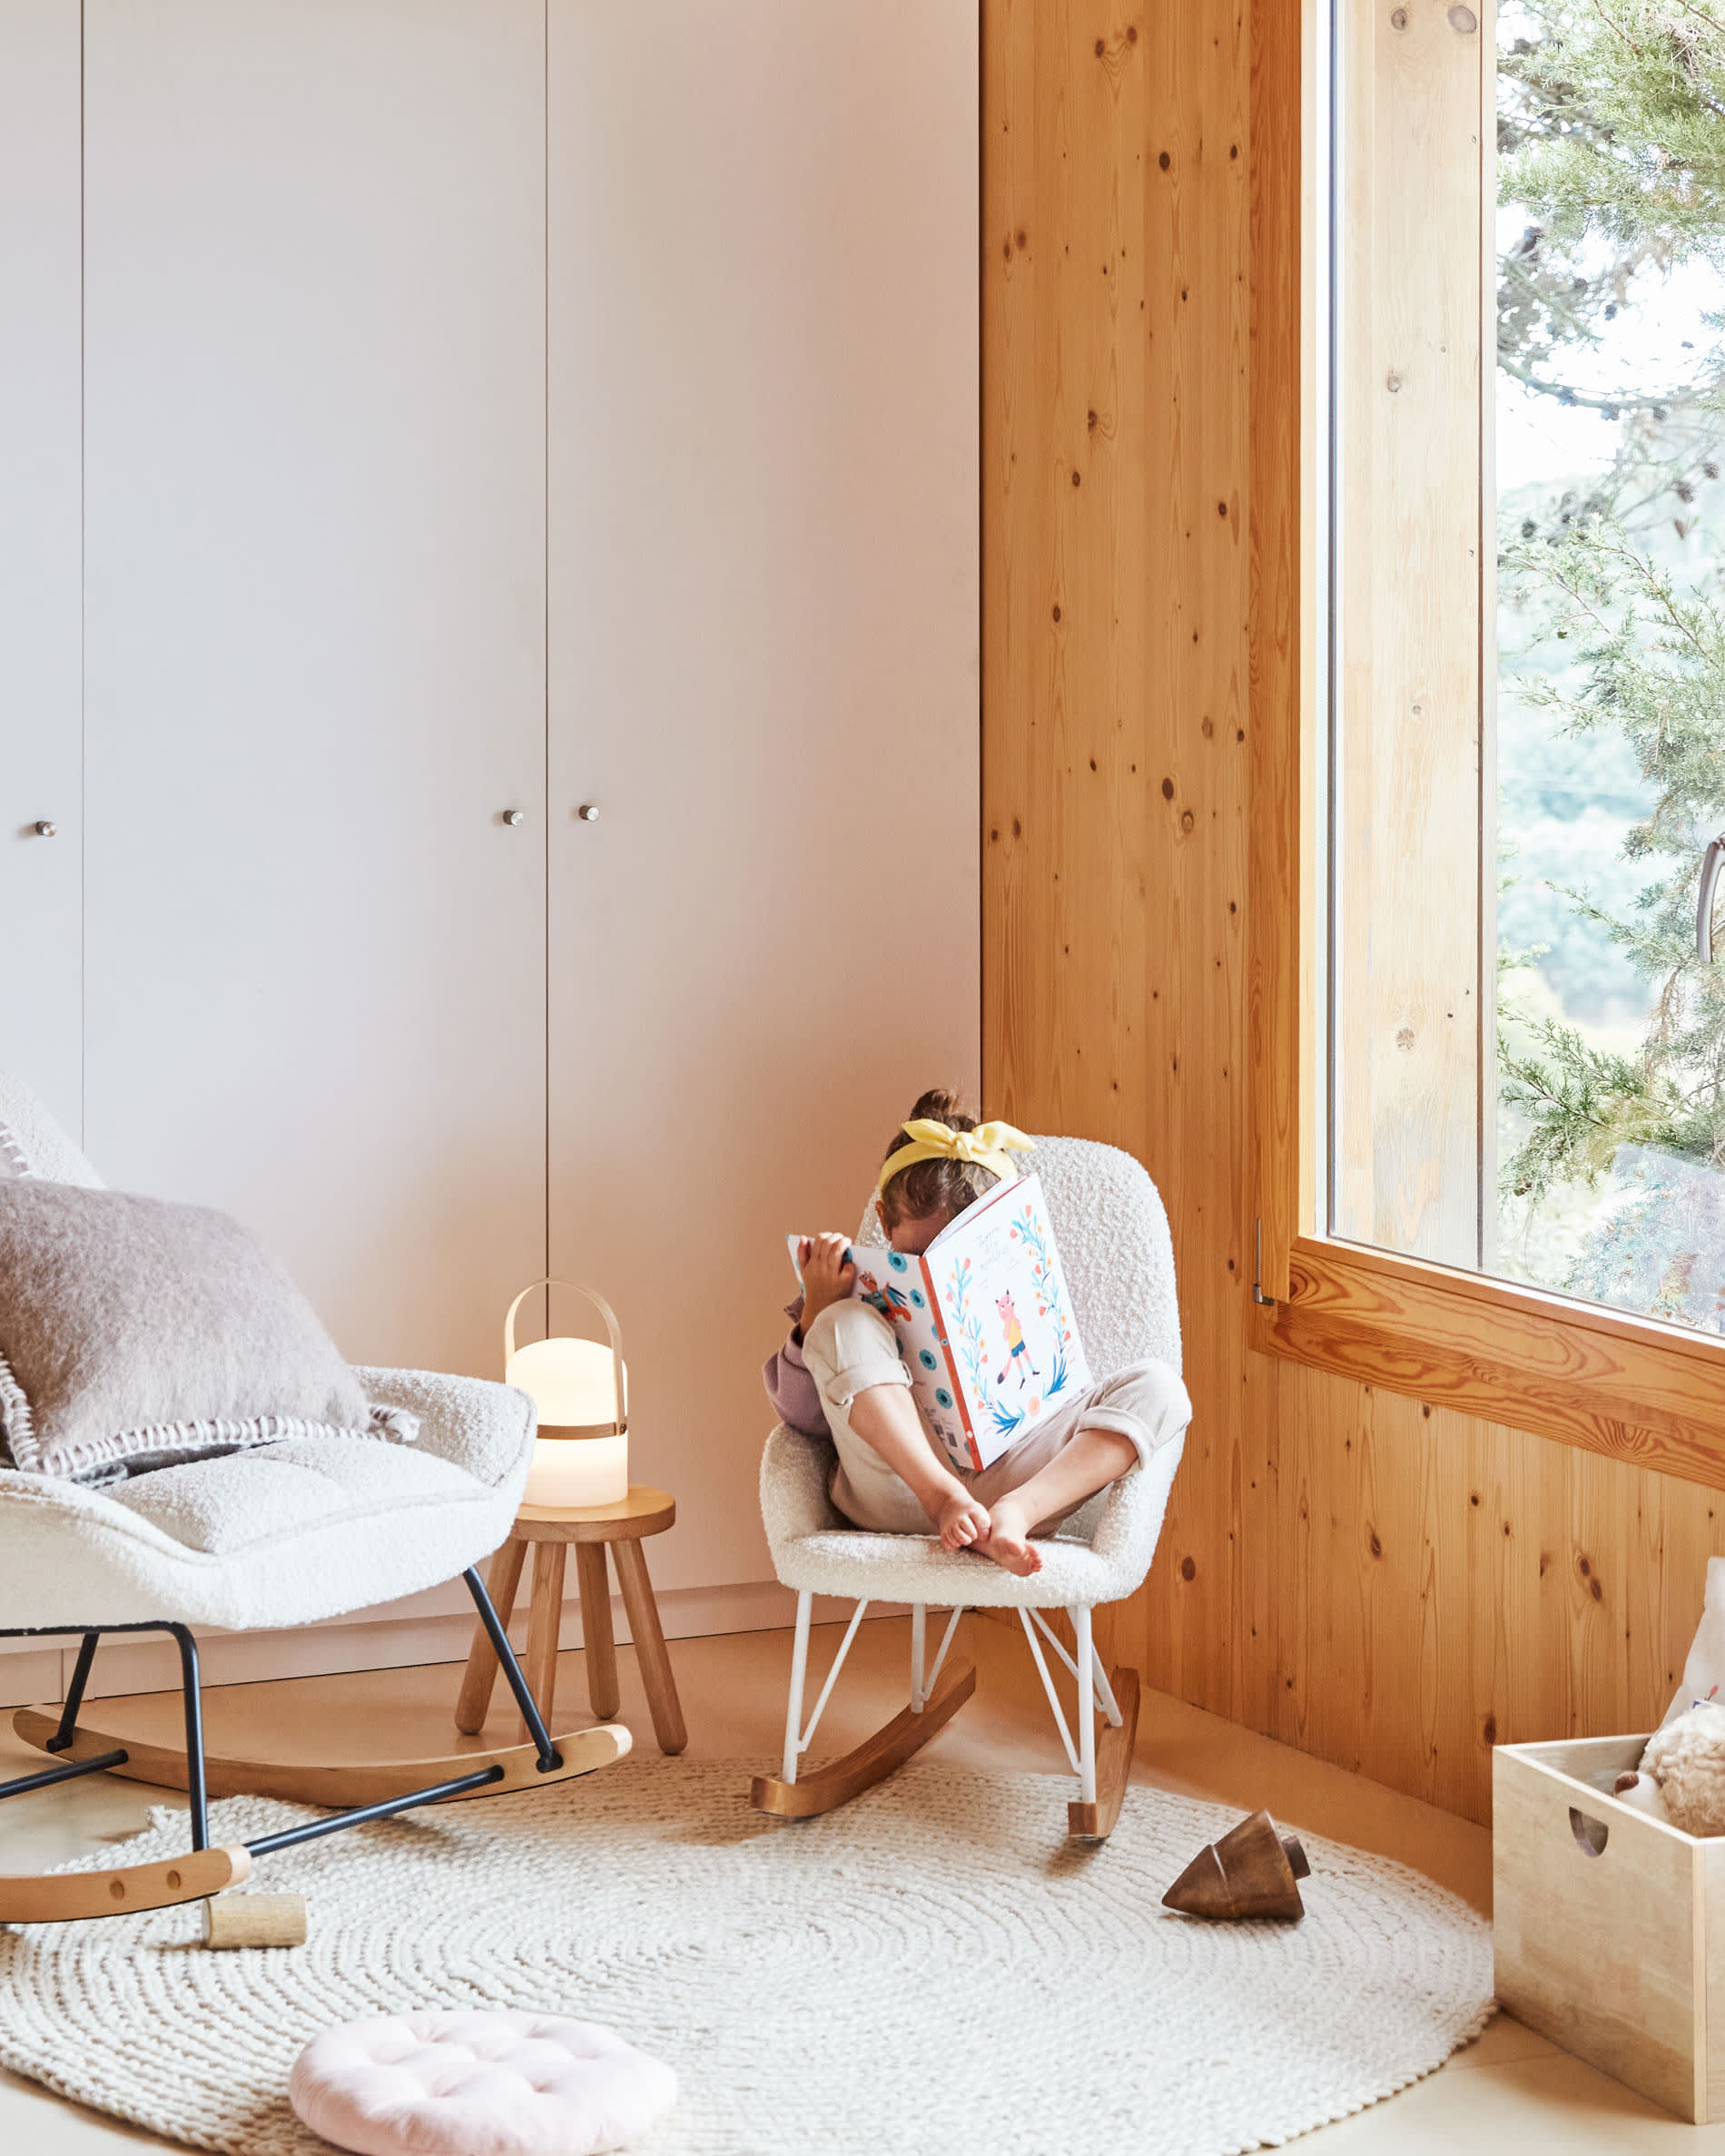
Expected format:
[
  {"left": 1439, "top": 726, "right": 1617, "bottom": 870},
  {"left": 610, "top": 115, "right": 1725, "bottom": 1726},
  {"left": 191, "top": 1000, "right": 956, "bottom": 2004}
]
[{"left": 0, "top": 1758, "right": 1493, "bottom": 2156}]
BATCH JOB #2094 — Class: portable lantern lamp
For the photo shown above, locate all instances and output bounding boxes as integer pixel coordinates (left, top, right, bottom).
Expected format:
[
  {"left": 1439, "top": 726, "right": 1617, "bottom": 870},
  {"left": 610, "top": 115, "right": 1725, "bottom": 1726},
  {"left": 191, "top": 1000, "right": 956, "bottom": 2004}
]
[{"left": 503, "top": 1279, "right": 629, "bottom": 1508}]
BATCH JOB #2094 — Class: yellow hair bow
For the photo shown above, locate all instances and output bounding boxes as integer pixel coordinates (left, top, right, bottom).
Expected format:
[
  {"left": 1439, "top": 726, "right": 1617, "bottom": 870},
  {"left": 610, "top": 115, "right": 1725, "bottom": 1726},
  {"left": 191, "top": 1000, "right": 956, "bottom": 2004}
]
[{"left": 877, "top": 1117, "right": 1035, "bottom": 1195}]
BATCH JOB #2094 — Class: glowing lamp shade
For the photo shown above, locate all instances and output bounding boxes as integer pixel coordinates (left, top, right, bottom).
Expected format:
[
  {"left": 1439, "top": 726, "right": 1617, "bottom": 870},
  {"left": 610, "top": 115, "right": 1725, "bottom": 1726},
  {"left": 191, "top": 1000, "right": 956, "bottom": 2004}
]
[
  {"left": 504, "top": 1281, "right": 629, "bottom": 1510},
  {"left": 506, "top": 1335, "right": 625, "bottom": 1429}
]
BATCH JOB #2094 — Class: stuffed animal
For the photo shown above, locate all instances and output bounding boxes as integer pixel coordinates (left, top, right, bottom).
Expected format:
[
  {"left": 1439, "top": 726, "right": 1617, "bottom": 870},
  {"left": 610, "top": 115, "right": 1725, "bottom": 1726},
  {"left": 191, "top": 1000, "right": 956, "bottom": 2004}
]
[
  {"left": 1610, "top": 1768, "right": 1671, "bottom": 1824},
  {"left": 1622, "top": 1706, "right": 1725, "bottom": 1835}
]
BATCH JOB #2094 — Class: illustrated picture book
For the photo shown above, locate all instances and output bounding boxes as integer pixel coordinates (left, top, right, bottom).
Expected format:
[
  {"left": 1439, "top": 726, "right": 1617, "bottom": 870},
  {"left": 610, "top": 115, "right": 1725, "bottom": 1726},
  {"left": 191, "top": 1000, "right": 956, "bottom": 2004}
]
[{"left": 787, "top": 1171, "right": 1091, "bottom": 1472}]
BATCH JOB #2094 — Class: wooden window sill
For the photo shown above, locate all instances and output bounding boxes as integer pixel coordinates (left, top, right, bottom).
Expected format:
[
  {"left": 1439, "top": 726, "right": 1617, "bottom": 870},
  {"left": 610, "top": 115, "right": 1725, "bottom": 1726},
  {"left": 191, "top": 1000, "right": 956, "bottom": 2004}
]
[{"left": 1252, "top": 1236, "right": 1725, "bottom": 1490}]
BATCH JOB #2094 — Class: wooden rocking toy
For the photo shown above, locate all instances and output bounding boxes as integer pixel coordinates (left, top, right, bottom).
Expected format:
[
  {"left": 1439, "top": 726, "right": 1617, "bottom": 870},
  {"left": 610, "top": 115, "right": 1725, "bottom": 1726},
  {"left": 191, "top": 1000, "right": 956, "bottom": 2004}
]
[
  {"left": 1162, "top": 1808, "right": 1312, "bottom": 1921},
  {"left": 753, "top": 1137, "right": 1185, "bottom": 1841}
]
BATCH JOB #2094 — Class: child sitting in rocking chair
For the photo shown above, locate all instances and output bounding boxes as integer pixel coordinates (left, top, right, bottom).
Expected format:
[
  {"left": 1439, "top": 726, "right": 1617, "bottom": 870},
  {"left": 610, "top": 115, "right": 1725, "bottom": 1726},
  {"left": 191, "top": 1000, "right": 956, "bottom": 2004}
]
[{"left": 764, "top": 1088, "right": 1190, "bottom": 1577}]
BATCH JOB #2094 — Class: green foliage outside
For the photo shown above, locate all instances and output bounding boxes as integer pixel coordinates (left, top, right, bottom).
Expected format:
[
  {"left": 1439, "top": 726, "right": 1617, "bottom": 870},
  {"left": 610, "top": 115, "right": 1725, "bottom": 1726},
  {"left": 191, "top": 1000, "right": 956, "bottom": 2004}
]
[{"left": 1493, "top": 3, "right": 1725, "bottom": 1320}]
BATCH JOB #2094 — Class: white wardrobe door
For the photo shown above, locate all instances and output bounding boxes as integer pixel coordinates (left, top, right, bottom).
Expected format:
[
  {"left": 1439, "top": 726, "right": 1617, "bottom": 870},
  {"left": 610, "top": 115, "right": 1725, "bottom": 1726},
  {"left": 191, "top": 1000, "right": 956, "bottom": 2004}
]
[
  {"left": 548, "top": 0, "right": 981, "bottom": 1590},
  {"left": 83, "top": 0, "right": 548, "bottom": 1375},
  {"left": 0, "top": 0, "right": 83, "bottom": 1127}
]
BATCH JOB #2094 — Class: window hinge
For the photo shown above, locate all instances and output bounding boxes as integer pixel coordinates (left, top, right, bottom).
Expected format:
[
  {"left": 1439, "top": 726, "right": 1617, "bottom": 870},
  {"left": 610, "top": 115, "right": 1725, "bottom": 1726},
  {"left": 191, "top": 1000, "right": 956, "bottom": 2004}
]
[{"left": 1252, "top": 1216, "right": 1277, "bottom": 1308}]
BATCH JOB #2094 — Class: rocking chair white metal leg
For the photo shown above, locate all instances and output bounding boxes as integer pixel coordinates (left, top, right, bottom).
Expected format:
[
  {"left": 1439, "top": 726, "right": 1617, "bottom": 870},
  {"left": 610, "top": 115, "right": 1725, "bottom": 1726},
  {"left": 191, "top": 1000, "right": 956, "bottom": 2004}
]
[
  {"left": 1014, "top": 1602, "right": 1140, "bottom": 1838},
  {"left": 753, "top": 1593, "right": 976, "bottom": 1819},
  {"left": 752, "top": 1593, "right": 1138, "bottom": 1838}
]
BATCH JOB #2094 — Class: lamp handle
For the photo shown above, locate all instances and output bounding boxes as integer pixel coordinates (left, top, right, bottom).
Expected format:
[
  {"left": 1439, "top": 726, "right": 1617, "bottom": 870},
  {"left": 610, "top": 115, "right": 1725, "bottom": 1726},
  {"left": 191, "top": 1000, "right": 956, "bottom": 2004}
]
[{"left": 503, "top": 1278, "right": 626, "bottom": 1434}]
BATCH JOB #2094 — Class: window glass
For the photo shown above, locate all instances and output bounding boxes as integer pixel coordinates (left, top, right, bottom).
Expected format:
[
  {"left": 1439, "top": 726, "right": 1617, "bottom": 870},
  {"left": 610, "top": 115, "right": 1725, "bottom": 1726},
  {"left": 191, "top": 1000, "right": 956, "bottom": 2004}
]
[{"left": 1329, "top": 0, "right": 1725, "bottom": 1333}]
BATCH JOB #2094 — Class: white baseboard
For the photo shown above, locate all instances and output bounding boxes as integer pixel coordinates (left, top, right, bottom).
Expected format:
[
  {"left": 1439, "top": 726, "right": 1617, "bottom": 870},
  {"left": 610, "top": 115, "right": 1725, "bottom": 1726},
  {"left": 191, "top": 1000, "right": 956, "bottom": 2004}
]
[
  {"left": 0, "top": 1650, "right": 65, "bottom": 1714},
  {"left": 0, "top": 1580, "right": 890, "bottom": 1708}
]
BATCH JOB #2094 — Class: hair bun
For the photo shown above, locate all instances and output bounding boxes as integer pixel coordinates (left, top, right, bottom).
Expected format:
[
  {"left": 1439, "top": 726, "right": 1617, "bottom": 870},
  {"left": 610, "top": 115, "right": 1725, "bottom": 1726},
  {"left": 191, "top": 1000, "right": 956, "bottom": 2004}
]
[
  {"left": 906, "top": 1086, "right": 976, "bottom": 1133},
  {"left": 880, "top": 1087, "right": 994, "bottom": 1229}
]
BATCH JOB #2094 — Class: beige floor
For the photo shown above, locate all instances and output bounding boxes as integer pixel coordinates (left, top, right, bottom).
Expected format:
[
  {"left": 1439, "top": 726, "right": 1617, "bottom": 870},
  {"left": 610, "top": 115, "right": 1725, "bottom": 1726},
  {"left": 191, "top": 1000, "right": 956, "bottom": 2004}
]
[{"left": 0, "top": 1612, "right": 1704, "bottom": 2151}]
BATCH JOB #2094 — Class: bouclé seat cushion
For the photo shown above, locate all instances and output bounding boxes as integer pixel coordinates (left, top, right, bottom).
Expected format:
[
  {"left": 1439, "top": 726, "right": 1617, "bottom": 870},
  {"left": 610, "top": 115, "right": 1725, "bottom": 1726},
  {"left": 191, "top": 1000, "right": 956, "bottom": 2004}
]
[
  {"left": 289, "top": 2011, "right": 677, "bottom": 2156},
  {"left": 0, "top": 1367, "right": 536, "bottom": 1630},
  {"left": 0, "top": 1182, "right": 415, "bottom": 1482}
]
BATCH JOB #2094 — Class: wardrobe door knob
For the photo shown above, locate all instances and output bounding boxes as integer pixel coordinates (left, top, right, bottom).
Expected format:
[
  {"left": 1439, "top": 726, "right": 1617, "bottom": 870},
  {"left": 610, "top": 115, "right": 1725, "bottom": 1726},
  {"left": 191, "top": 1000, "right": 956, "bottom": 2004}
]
[
  {"left": 577, "top": 803, "right": 600, "bottom": 823},
  {"left": 34, "top": 821, "right": 56, "bottom": 838},
  {"left": 502, "top": 809, "right": 526, "bottom": 828}
]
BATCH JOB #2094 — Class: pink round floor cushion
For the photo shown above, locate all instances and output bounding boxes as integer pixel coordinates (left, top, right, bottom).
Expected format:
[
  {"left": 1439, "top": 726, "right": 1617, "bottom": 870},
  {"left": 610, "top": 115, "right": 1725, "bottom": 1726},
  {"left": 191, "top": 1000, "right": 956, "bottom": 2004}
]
[{"left": 289, "top": 2010, "right": 677, "bottom": 2156}]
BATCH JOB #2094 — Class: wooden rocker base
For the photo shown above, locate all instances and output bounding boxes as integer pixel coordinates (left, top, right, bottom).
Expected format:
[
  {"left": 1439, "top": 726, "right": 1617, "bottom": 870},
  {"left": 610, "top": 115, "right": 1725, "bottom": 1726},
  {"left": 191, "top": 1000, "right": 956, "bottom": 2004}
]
[
  {"left": 13, "top": 1707, "right": 633, "bottom": 1809},
  {"left": 750, "top": 1657, "right": 975, "bottom": 1819},
  {"left": 0, "top": 1842, "right": 251, "bottom": 1926},
  {"left": 1067, "top": 1666, "right": 1138, "bottom": 1843}
]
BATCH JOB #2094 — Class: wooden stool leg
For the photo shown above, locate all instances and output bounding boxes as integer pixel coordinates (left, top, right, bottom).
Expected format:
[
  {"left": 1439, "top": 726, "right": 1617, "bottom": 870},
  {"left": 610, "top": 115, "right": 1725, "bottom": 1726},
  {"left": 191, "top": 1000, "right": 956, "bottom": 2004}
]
[
  {"left": 575, "top": 1542, "right": 619, "bottom": 1719},
  {"left": 613, "top": 1535, "right": 686, "bottom": 1755},
  {"left": 523, "top": 1541, "right": 567, "bottom": 1742},
  {"left": 454, "top": 1537, "right": 527, "bottom": 1735}
]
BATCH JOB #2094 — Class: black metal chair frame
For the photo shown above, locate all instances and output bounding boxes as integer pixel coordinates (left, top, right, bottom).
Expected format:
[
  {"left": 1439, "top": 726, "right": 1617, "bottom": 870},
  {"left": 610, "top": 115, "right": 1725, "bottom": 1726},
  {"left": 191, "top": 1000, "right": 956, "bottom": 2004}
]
[{"left": 0, "top": 1566, "right": 557, "bottom": 1865}]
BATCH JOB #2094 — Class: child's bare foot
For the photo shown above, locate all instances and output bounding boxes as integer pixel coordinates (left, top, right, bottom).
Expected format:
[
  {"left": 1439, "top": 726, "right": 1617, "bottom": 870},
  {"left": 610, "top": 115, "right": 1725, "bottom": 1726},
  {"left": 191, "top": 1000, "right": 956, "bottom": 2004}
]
[
  {"left": 977, "top": 1495, "right": 1043, "bottom": 1576},
  {"left": 934, "top": 1491, "right": 991, "bottom": 1552}
]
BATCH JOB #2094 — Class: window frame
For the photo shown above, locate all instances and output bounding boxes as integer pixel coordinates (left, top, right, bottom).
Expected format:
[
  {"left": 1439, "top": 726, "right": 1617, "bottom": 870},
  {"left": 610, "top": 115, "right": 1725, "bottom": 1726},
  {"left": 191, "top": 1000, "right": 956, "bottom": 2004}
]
[{"left": 1247, "top": 0, "right": 1725, "bottom": 1489}]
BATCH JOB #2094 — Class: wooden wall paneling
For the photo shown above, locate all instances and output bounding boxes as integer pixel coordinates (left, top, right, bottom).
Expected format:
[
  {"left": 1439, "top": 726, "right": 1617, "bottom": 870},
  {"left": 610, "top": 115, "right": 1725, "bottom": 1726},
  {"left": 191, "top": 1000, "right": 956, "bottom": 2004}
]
[
  {"left": 1503, "top": 1418, "right": 1543, "bottom": 1776},
  {"left": 1270, "top": 1354, "right": 1330, "bottom": 1766},
  {"left": 1263, "top": 1236, "right": 1725, "bottom": 1486},
  {"left": 980, "top": 0, "right": 1036, "bottom": 1137},
  {"left": 1463, "top": 1413, "right": 1513, "bottom": 1783},
  {"left": 982, "top": 0, "right": 1253, "bottom": 1706},
  {"left": 1178, "top": 0, "right": 1253, "bottom": 1722},
  {"left": 0, "top": 0, "right": 83, "bottom": 1123},
  {"left": 1631, "top": 1465, "right": 1680, "bottom": 1725},
  {"left": 1631, "top": 1473, "right": 1680, "bottom": 1726},
  {"left": 1262, "top": 1357, "right": 1725, "bottom": 1821},
  {"left": 1655, "top": 1480, "right": 1712, "bottom": 1716},
  {"left": 981, "top": 0, "right": 1725, "bottom": 1827},
  {"left": 1373, "top": 1392, "right": 1419, "bottom": 1781},
  {"left": 1326, "top": 1368, "right": 1381, "bottom": 1780},
  {"left": 1229, "top": 1283, "right": 1282, "bottom": 1739},
  {"left": 1569, "top": 1450, "right": 1626, "bottom": 1740},
  {"left": 1428, "top": 1401, "right": 1479, "bottom": 1815},
  {"left": 1535, "top": 1429, "right": 1576, "bottom": 1744}
]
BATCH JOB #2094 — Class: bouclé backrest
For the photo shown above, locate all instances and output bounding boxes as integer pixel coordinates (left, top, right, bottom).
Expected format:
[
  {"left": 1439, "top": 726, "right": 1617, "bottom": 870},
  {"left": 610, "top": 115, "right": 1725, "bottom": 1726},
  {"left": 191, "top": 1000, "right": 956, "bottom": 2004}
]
[
  {"left": 856, "top": 1134, "right": 1180, "bottom": 1381},
  {"left": 0, "top": 1073, "right": 104, "bottom": 1190}
]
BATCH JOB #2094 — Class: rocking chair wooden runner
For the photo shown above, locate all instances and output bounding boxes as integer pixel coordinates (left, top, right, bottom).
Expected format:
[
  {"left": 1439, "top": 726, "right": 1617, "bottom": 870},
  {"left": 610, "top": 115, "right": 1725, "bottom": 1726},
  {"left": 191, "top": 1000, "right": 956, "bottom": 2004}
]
[
  {"left": 752, "top": 1136, "right": 1187, "bottom": 1841},
  {"left": 0, "top": 1078, "right": 628, "bottom": 1934}
]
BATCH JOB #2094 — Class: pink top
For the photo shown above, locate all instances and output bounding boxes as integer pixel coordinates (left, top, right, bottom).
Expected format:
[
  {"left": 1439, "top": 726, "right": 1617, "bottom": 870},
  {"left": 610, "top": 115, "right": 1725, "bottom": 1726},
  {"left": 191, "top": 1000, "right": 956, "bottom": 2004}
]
[{"left": 762, "top": 1298, "right": 827, "bottom": 1439}]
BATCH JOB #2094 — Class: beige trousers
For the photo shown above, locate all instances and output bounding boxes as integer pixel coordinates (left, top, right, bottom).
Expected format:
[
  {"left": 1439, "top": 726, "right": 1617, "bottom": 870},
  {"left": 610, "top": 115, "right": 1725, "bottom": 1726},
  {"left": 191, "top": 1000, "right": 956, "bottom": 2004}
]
[{"left": 801, "top": 1298, "right": 1192, "bottom": 1536}]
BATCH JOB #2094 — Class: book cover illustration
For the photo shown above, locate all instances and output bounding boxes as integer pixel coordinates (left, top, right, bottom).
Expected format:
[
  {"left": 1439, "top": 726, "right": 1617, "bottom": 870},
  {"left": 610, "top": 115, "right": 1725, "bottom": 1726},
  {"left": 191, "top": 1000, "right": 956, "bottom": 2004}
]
[
  {"left": 925, "top": 1176, "right": 1090, "bottom": 1468},
  {"left": 792, "top": 1172, "right": 1090, "bottom": 1473}
]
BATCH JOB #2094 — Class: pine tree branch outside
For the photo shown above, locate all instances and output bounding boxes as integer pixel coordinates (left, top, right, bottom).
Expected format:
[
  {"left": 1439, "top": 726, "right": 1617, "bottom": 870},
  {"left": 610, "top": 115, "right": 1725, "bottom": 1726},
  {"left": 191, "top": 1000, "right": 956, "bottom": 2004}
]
[{"left": 1495, "top": 1, "right": 1725, "bottom": 1327}]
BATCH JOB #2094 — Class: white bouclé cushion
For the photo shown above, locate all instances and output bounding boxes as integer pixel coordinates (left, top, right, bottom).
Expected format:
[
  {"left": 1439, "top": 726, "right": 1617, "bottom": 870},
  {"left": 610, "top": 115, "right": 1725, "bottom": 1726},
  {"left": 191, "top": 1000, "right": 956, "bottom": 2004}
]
[
  {"left": 0, "top": 1370, "right": 537, "bottom": 1632},
  {"left": 0, "top": 1070, "right": 104, "bottom": 1187},
  {"left": 0, "top": 1070, "right": 542, "bottom": 1633},
  {"left": 290, "top": 2012, "right": 677, "bottom": 2156},
  {"left": 0, "top": 1182, "right": 416, "bottom": 1482}
]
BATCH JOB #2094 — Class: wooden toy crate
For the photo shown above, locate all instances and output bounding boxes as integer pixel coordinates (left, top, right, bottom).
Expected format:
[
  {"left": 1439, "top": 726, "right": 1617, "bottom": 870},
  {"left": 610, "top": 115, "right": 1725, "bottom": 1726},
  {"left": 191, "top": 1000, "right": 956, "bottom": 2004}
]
[{"left": 1494, "top": 1732, "right": 1725, "bottom": 2122}]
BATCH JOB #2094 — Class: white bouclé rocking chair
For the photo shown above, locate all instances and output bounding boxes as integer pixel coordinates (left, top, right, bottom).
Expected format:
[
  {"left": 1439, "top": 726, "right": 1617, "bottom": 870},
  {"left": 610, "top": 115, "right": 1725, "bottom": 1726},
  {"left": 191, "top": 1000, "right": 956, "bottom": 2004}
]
[
  {"left": 0, "top": 1076, "right": 628, "bottom": 1936},
  {"left": 753, "top": 1137, "right": 1187, "bottom": 1841}
]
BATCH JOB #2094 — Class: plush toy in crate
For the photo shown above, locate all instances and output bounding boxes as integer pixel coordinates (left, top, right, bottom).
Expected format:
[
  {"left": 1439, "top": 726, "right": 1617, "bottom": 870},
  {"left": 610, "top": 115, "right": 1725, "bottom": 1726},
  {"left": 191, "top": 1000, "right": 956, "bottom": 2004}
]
[
  {"left": 1608, "top": 1558, "right": 1725, "bottom": 1835},
  {"left": 1615, "top": 1706, "right": 1725, "bottom": 1834}
]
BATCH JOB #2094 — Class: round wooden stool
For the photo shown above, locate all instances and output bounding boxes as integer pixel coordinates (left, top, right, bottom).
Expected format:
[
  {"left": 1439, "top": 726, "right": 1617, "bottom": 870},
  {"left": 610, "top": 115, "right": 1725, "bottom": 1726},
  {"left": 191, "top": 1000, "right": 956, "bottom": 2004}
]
[{"left": 455, "top": 1487, "right": 685, "bottom": 1756}]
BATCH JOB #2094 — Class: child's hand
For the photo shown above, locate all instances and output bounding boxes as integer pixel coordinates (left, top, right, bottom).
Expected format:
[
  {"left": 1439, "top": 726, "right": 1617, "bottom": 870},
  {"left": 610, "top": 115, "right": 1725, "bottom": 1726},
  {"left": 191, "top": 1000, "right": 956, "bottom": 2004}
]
[{"left": 797, "top": 1233, "right": 855, "bottom": 1335}]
